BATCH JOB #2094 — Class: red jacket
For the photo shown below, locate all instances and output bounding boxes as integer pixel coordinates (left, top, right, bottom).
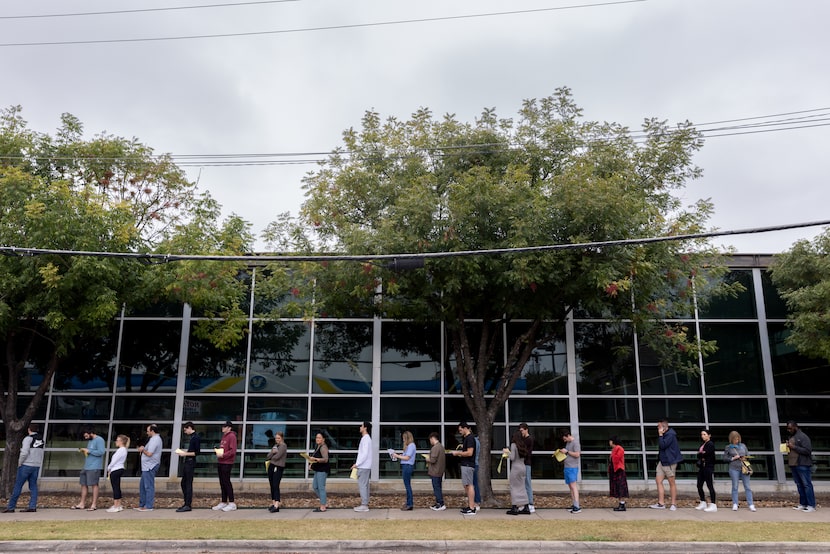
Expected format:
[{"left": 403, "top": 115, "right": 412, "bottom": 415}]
[
  {"left": 218, "top": 431, "right": 237, "bottom": 465},
  {"left": 610, "top": 444, "right": 626, "bottom": 472}
]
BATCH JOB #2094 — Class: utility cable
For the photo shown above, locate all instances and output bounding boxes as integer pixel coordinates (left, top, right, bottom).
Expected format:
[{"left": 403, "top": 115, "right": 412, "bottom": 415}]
[{"left": 0, "top": 0, "right": 299, "bottom": 20}]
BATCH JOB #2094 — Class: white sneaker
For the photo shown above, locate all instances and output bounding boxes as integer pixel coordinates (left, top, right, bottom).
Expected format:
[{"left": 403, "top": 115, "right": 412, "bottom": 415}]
[
  {"left": 353, "top": 505, "right": 370, "bottom": 512},
  {"left": 695, "top": 501, "right": 707, "bottom": 510},
  {"left": 793, "top": 504, "right": 806, "bottom": 510},
  {"left": 703, "top": 503, "right": 718, "bottom": 512},
  {"left": 212, "top": 502, "right": 228, "bottom": 511},
  {"left": 669, "top": 504, "right": 677, "bottom": 511},
  {"left": 648, "top": 503, "right": 665, "bottom": 509},
  {"left": 802, "top": 506, "right": 816, "bottom": 513},
  {"left": 528, "top": 505, "right": 535, "bottom": 513},
  {"left": 474, "top": 505, "right": 480, "bottom": 513},
  {"left": 221, "top": 502, "right": 237, "bottom": 511},
  {"left": 749, "top": 505, "right": 756, "bottom": 512},
  {"left": 732, "top": 504, "right": 738, "bottom": 511},
  {"left": 105, "top": 506, "right": 121, "bottom": 513}
]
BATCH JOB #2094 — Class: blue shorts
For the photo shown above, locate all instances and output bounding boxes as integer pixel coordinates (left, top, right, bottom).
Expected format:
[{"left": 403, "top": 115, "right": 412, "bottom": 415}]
[{"left": 564, "top": 467, "right": 579, "bottom": 485}]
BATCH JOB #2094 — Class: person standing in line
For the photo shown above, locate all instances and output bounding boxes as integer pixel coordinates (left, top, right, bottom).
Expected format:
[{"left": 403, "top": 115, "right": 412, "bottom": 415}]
[
  {"left": 3, "top": 423, "right": 44, "bottom": 513},
  {"left": 472, "top": 432, "right": 481, "bottom": 512},
  {"left": 352, "top": 421, "right": 373, "bottom": 512},
  {"left": 391, "top": 430, "right": 417, "bottom": 510},
  {"left": 426, "top": 432, "right": 446, "bottom": 511},
  {"left": 504, "top": 430, "right": 530, "bottom": 515},
  {"left": 558, "top": 430, "right": 582, "bottom": 514},
  {"left": 518, "top": 422, "right": 535, "bottom": 513},
  {"left": 176, "top": 422, "right": 200, "bottom": 512},
  {"left": 135, "top": 424, "right": 162, "bottom": 512},
  {"left": 786, "top": 420, "right": 816, "bottom": 512},
  {"left": 724, "top": 430, "right": 756, "bottom": 512},
  {"left": 72, "top": 426, "right": 105, "bottom": 511},
  {"left": 309, "top": 432, "right": 330, "bottom": 512},
  {"left": 266, "top": 430, "right": 288, "bottom": 512},
  {"left": 608, "top": 436, "right": 629, "bottom": 512},
  {"left": 451, "top": 421, "right": 477, "bottom": 516},
  {"left": 695, "top": 429, "right": 718, "bottom": 512},
  {"left": 213, "top": 421, "right": 238, "bottom": 512},
  {"left": 649, "top": 417, "right": 683, "bottom": 511},
  {"left": 105, "top": 434, "right": 129, "bottom": 513}
]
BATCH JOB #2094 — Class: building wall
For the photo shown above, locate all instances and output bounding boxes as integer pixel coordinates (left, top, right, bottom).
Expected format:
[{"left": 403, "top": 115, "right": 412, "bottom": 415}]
[{"left": 4, "top": 262, "right": 830, "bottom": 487}]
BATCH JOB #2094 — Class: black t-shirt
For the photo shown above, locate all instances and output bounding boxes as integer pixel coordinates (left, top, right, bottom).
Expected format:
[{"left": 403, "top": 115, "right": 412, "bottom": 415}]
[
  {"left": 186, "top": 433, "right": 201, "bottom": 461},
  {"left": 460, "top": 433, "right": 476, "bottom": 468}
]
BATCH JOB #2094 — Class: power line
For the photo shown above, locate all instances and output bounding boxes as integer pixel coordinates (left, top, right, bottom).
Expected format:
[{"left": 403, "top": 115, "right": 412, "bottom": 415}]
[
  {"left": 0, "top": 0, "right": 647, "bottom": 47},
  {"left": 0, "top": 0, "right": 299, "bottom": 20},
  {"left": 1, "top": 219, "right": 827, "bottom": 263}
]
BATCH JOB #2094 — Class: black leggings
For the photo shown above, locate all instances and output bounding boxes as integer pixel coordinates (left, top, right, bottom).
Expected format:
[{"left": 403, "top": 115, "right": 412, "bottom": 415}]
[
  {"left": 697, "top": 466, "right": 716, "bottom": 503},
  {"left": 110, "top": 468, "right": 124, "bottom": 500},
  {"left": 218, "top": 463, "right": 234, "bottom": 503},
  {"left": 268, "top": 464, "right": 284, "bottom": 502}
]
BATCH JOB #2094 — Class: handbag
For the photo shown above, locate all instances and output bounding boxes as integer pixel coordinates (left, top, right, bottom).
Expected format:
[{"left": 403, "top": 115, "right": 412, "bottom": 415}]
[{"left": 740, "top": 459, "right": 753, "bottom": 475}]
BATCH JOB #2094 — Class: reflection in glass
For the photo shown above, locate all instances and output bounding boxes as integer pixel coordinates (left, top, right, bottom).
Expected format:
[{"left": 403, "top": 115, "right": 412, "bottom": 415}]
[
  {"left": 507, "top": 323, "right": 568, "bottom": 395},
  {"left": 708, "top": 426, "right": 772, "bottom": 451},
  {"left": 699, "top": 270, "right": 756, "bottom": 319},
  {"left": 114, "top": 396, "right": 176, "bottom": 420},
  {"left": 311, "top": 398, "right": 371, "bottom": 424},
  {"left": 578, "top": 426, "right": 643, "bottom": 451},
  {"left": 312, "top": 322, "right": 373, "bottom": 394},
  {"left": 701, "top": 323, "right": 765, "bottom": 395},
  {"left": 185, "top": 327, "right": 247, "bottom": 393},
  {"left": 244, "top": 424, "right": 308, "bottom": 450},
  {"left": 575, "top": 323, "right": 637, "bottom": 395},
  {"left": 639, "top": 343, "right": 702, "bottom": 394},
  {"left": 707, "top": 398, "right": 769, "bottom": 423},
  {"left": 118, "top": 321, "right": 181, "bottom": 393},
  {"left": 181, "top": 397, "right": 244, "bottom": 422},
  {"left": 52, "top": 329, "right": 118, "bottom": 392},
  {"left": 380, "top": 397, "right": 441, "bottom": 422},
  {"left": 247, "top": 321, "right": 310, "bottom": 394},
  {"left": 769, "top": 323, "right": 830, "bottom": 395},
  {"left": 246, "top": 397, "right": 308, "bottom": 420},
  {"left": 761, "top": 271, "right": 788, "bottom": 320},
  {"left": 577, "top": 398, "right": 639, "bottom": 423},
  {"left": 508, "top": 398, "right": 569, "bottom": 423},
  {"left": 642, "top": 398, "right": 704, "bottom": 424},
  {"left": 380, "top": 322, "right": 441, "bottom": 393},
  {"left": 444, "top": 397, "right": 504, "bottom": 424},
  {"left": 50, "top": 396, "right": 112, "bottom": 420}
]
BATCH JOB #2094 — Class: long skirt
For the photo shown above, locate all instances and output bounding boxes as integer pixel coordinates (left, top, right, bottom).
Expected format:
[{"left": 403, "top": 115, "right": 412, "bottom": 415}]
[{"left": 609, "top": 468, "right": 629, "bottom": 499}]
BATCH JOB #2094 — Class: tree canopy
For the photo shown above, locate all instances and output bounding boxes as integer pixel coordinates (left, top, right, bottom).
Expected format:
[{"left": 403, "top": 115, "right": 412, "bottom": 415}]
[
  {"left": 298, "top": 88, "right": 738, "bottom": 501},
  {"left": 769, "top": 229, "right": 830, "bottom": 361},
  {"left": 0, "top": 106, "right": 252, "bottom": 496}
]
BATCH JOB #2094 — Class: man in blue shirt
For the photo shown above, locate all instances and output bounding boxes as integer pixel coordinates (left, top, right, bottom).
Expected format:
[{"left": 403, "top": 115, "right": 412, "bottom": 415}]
[{"left": 72, "top": 426, "right": 105, "bottom": 510}]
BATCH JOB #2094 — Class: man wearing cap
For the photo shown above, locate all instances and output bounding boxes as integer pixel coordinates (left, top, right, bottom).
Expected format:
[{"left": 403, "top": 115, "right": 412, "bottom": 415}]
[
  {"left": 72, "top": 426, "right": 105, "bottom": 510},
  {"left": 135, "top": 424, "right": 162, "bottom": 512},
  {"left": 351, "top": 421, "right": 373, "bottom": 512},
  {"left": 213, "top": 421, "right": 238, "bottom": 512}
]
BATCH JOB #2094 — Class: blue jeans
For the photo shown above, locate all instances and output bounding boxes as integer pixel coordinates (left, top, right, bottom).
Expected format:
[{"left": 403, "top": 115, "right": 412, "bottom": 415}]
[
  {"left": 312, "top": 471, "right": 327, "bottom": 506},
  {"left": 8, "top": 465, "right": 39, "bottom": 510},
  {"left": 139, "top": 464, "right": 159, "bottom": 509},
  {"left": 728, "top": 467, "right": 754, "bottom": 506},
  {"left": 791, "top": 465, "right": 815, "bottom": 508},
  {"left": 525, "top": 465, "right": 534, "bottom": 505},
  {"left": 431, "top": 475, "right": 444, "bottom": 505},
  {"left": 473, "top": 465, "right": 481, "bottom": 504},
  {"left": 402, "top": 464, "right": 414, "bottom": 507}
]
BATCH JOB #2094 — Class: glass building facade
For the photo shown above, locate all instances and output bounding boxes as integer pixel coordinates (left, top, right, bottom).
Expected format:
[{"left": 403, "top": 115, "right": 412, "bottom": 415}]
[{"left": 3, "top": 255, "right": 829, "bottom": 486}]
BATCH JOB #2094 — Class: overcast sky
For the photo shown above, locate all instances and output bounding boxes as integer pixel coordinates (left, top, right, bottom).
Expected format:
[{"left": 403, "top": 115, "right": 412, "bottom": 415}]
[{"left": 2, "top": 0, "right": 828, "bottom": 254}]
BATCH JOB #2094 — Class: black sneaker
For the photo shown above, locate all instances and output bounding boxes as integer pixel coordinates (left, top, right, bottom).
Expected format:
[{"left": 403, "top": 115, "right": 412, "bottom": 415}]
[
  {"left": 175, "top": 506, "right": 192, "bottom": 513},
  {"left": 570, "top": 506, "right": 583, "bottom": 514},
  {"left": 460, "top": 507, "right": 476, "bottom": 515}
]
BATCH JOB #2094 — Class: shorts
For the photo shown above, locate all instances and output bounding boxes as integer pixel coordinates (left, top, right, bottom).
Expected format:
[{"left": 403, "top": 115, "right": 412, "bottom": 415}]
[
  {"left": 564, "top": 467, "right": 579, "bottom": 485},
  {"left": 79, "top": 469, "right": 101, "bottom": 486},
  {"left": 656, "top": 462, "right": 677, "bottom": 480},
  {"left": 460, "top": 465, "right": 475, "bottom": 486}
]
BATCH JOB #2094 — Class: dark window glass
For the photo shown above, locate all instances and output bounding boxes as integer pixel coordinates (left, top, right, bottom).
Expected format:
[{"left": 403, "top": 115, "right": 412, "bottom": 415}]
[
  {"left": 700, "top": 323, "right": 765, "bottom": 395},
  {"left": 114, "top": 396, "right": 177, "bottom": 420},
  {"left": 380, "top": 397, "right": 441, "bottom": 422},
  {"left": 580, "top": 454, "right": 645, "bottom": 480},
  {"left": 180, "top": 396, "right": 244, "bottom": 422},
  {"left": 306, "top": 425, "right": 361, "bottom": 451},
  {"left": 247, "top": 321, "right": 311, "bottom": 394},
  {"left": 380, "top": 322, "right": 441, "bottom": 394},
  {"left": 578, "top": 398, "right": 640, "bottom": 423},
  {"left": 444, "top": 397, "right": 504, "bottom": 424},
  {"left": 699, "top": 270, "right": 756, "bottom": 319},
  {"left": 769, "top": 323, "right": 830, "bottom": 395},
  {"left": 706, "top": 398, "right": 769, "bottom": 423},
  {"left": 52, "top": 330, "right": 118, "bottom": 392},
  {"left": 578, "top": 426, "right": 643, "bottom": 451},
  {"left": 639, "top": 343, "right": 702, "bottom": 395},
  {"left": 708, "top": 426, "right": 773, "bottom": 451},
  {"left": 761, "top": 271, "right": 788, "bottom": 319},
  {"left": 45, "top": 423, "right": 111, "bottom": 448},
  {"left": 244, "top": 424, "right": 307, "bottom": 450},
  {"left": 506, "top": 323, "right": 568, "bottom": 395},
  {"left": 246, "top": 397, "right": 308, "bottom": 421},
  {"left": 778, "top": 398, "right": 830, "bottom": 424},
  {"left": 16, "top": 395, "right": 47, "bottom": 421},
  {"left": 575, "top": 323, "right": 637, "bottom": 395},
  {"left": 527, "top": 452, "right": 575, "bottom": 479},
  {"left": 49, "top": 396, "right": 112, "bottom": 420},
  {"left": 444, "top": 322, "right": 505, "bottom": 395},
  {"left": 508, "top": 398, "right": 569, "bottom": 423},
  {"left": 311, "top": 398, "right": 371, "bottom": 422},
  {"left": 118, "top": 321, "right": 181, "bottom": 393},
  {"left": 123, "top": 302, "right": 182, "bottom": 318},
  {"left": 642, "top": 399, "right": 704, "bottom": 425},
  {"left": 312, "top": 322, "right": 373, "bottom": 394}
]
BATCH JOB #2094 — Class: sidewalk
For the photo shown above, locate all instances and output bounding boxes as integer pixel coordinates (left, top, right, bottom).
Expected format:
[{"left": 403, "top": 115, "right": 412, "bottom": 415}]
[{"left": 2, "top": 506, "right": 830, "bottom": 553}]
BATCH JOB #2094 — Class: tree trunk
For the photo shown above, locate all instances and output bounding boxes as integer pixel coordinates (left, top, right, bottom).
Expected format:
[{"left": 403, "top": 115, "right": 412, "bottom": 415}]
[
  {"left": 1, "top": 426, "right": 26, "bottom": 499},
  {"left": 474, "top": 415, "right": 498, "bottom": 506}
]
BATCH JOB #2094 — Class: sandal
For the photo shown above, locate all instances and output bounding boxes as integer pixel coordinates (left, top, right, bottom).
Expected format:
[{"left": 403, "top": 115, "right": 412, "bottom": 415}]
[
  {"left": 87, "top": 507, "right": 97, "bottom": 511},
  {"left": 70, "top": 505, "right": 84, "bottom": 510}
]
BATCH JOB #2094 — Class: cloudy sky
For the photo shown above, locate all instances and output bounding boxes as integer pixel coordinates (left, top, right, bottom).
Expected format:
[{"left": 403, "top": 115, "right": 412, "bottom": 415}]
[{"left": 2, "top": 0, "right": 828, "bottom": 253}]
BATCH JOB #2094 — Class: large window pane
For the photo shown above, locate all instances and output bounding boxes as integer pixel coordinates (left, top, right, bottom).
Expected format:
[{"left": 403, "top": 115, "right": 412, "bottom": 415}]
[
  {"left": 708, "top": 426, "right": 773, "bottom": 451},
  {"left": 185, "top": 327, "right": 247, "bottom": 393},
  {"left": 578, "top": 426, "right": 643, "bottom": 451},
  {"left": 699, "top": 270, "right": 756, "bottom": 319},
  {"left": 181, "top": 396, "right": 244, "bottom": 422},
  {"left": 507, "top": 323, "right": 568, "bottom": 395},
  {"left": 312, "top": 322, "right": 373, "bottom": 394},
  {"left": 778, "top": 399, "right": 830, "bottom": 424},
  {"left": 308, "top": 425, "right": 361, "bottom": 451},
  {"left": 379, "top": 425, "right": 437, "bottom": 450},
  {"left": 248, "top": 321, "right": 311, "bottom": 394},
  {"left": 642, "top": 398, "right": 704, "bottom": 424},
  {"left": 508, "top": 398, "right": 569, "bottom": 423},
  {"left": 578, "top": 398, "right": 639, "bottom": 423},
  {"left": 246, "top": 397, "right": 307, "bottom": 421},
  {"left": 707, "top": 398, "right": 769, "bottom": 423},
  {"left": 118, "top": 320, "right": 181, "bottom": 393},
  {"left": 244, "top": 424, "right": 308, "bottom": 450},
  {"left": 114, "top": 396, "right": 177, "bottom": 420},
  {"left": 311, "top": 398, "right": 371, "bottom": 422},
  {"left": 380, "top": 322, "right": 441, "bottom": 394},
  {"left": 761, "top": 271, "right": 788, "bottom": 320},
  {"left": 381, "top": 397, "right": 441, "bottom": 421},
  {"left": 639, "top": 343, "right": 702, "bottom": 395},
  {"left": 49, "top": 396, "right": 112, "bottom": 420},
  {"left": 444, "top": 397, "right": 504, "bottom": 424},
  {"left": 701, "top": 323, "right": 765, "bottom": 395},
  {"left": 52, "top": 331, "right": 118, "bottom": 392},
  {"left": 575, "top": 323, "right": 637, "bottom": 395},
  {"left": 769, "top": 324, "right": 830, "bottom": 395}
]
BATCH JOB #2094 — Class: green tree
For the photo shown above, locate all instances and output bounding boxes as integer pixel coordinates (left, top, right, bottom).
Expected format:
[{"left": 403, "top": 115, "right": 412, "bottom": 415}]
[
  {"left": 769, "top": 229, "right": 830, "bottom": 361},
  {"left": 0, "top": 106, "right": 251, "bottom": 496},
  {"left": 298, "top": 88, "right": 737, "bottom": 503}
]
